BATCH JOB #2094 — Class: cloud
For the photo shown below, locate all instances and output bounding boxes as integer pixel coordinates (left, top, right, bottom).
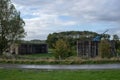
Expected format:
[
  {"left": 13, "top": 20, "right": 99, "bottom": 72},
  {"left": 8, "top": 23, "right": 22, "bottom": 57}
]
[{"left": 11, "top": 0, "right": 120, "bottom": 40}]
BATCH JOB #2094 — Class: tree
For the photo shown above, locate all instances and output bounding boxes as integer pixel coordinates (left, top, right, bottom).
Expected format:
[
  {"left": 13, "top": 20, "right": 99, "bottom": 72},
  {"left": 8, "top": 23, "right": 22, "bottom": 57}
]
[
  {"left": 47, "top": 31, "right": 98, "bottom": 48},
  {"left": 53, "top": 39, "right": 73, "bottom": 60},
  {"left": 102, "top": 34, "right": 110, "bottom": 40},
  {"left": 0, "top": 0, "right": 25, "bottom": 54},
  {"left": 99, "top": 40, "right": 111, "bottom": 58},
  {"left": 113, "top": 34, "right": 119, "bottom": 41},
  {"left": 113, "top": 35, "right": 120, "bottom": 56}
]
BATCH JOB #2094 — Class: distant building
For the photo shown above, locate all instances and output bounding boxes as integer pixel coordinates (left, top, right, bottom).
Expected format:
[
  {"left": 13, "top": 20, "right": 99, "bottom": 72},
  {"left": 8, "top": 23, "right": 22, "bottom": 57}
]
[
  {"left": 10, "top": 43, "right": 48, "bottom": 55},
  {"left": 77, "top": 40, "right": 116, "bottom": 58}
]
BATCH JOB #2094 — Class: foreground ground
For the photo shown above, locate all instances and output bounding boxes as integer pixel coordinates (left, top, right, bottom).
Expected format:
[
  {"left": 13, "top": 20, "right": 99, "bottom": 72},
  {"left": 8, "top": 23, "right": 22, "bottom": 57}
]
[{"left": 0, "top": 69, "right": 120, "bottom": 80}]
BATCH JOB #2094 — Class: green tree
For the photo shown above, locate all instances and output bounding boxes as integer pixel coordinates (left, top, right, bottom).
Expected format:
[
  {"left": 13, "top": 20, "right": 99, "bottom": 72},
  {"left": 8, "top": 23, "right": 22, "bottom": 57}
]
[
  {"left": 0, "top": 0, "right": 25, "bottom": 54},
  {"left": 99, "top": 40, "right": 111, "bottom": 58},
  {"left": 113, "top": 35, "right": 120, "bottom": 56},
  {"left": 47, "top": 31, "right": 98, "bottom": 48},
  {"left": 53, "top": 39, "right": 73, "bottom": 60},
  {"left": 113, "top": 34, "right": 119, "bottom": 41}
]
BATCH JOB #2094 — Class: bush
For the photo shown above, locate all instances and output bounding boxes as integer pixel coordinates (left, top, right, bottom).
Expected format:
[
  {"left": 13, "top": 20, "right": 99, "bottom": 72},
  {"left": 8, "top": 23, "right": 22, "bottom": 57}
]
[
  {"left": 0, "top": 57, "right": 120, "bottom": 65},
  {"left": 53, "top": 39, "right": 73, "bottom": 60},
  {"left": 99, "top": 40, "right": 111, "bottom": 58}
]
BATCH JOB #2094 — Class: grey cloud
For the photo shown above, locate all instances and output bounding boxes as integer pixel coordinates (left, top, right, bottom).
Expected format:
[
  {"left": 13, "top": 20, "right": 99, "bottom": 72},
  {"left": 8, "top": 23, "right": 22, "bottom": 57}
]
[
  {"left": 12, "top": 0, "right": 120, "bottom": 22},
  {"left": 12, "top": 0, "right": 51, "bottom": 7},
  {"left": 11, "top": 0, "right": 120, "bottom": 40}
]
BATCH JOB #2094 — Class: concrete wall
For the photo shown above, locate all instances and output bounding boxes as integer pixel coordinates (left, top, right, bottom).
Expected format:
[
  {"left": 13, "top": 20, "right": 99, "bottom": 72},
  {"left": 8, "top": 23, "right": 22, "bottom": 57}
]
[
  {"left": 77, "top": 40, "right": 99, "bottom": 58},
  {"left": 10, "top": 43, "right": 48, "bottom": 55},
  {"left": 77, "top": 40, "right": 116, "bottom": 58}
]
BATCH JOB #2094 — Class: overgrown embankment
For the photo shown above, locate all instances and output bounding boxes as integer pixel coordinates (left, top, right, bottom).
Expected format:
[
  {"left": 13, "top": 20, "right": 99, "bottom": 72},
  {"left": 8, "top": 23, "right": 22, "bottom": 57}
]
[{"left": 0, "top": 55, "right": 120, "bottom": 65}]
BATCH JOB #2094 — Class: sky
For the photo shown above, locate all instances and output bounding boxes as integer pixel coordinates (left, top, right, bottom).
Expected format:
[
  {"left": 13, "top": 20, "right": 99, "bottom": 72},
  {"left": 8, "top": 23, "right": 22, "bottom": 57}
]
[{"left": 11, "top": 0, "right": 120, "bottom": 40}]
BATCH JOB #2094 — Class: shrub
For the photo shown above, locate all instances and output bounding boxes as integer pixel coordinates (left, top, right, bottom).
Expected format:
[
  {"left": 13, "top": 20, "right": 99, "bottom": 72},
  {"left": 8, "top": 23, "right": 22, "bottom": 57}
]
[
  {"left": 99, "top": 40, "right": 111, "bottom": 58},
  {"left": 53, "top": 39, "right": 73, "bottom": 60}
]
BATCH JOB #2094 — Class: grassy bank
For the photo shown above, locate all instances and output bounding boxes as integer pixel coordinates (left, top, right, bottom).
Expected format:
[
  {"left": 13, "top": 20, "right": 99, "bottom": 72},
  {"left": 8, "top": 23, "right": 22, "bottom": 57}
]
[
  {"left": 0, "top": 69, "right": 120, "bottom": 80},
  {"left": 0, "top": 52, "right": 120, "bottom": 64},
  {"left": 0, "top": 57, "right": 120, "bottom": 64}
]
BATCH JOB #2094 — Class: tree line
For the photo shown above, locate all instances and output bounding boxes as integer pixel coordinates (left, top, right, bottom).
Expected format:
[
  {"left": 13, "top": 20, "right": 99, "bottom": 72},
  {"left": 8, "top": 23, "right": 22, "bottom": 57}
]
[
  {"left": 47, "top": 31, "right": 99, "bottom": 48},
  {"left": 46, "top": 31, "right": 111, "bottom": 48}
]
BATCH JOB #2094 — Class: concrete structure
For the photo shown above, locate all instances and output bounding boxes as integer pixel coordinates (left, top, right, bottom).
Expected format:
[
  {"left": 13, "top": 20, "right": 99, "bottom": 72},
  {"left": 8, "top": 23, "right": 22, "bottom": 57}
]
[
  {"left": 77, "top": 40, "right": 116, "bottom": 58},
  {"left": 77, "top": 40, "right": 99, "bottom": 58},
  {"left": 10, "top": 43, "right": 48, "bottom": 55}
]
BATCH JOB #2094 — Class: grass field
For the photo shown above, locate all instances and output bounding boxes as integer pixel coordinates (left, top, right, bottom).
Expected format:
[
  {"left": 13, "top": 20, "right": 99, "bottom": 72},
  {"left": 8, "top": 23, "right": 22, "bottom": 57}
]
[
  {"left": 0, "top": 48, "right": 120, "bottom": 64},
  {"left": 0, "top": 69, "right": 120, "bottom": 80},
  {"left": 16, "top": 49, "right": 54, "bottom": 59},
  {"left": 18, "top": 53, "right": 54, "bottom": 59}
]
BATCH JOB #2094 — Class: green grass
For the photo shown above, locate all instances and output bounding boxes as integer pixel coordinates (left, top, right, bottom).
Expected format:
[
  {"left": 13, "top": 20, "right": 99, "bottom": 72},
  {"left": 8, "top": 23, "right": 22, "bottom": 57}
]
[
  {"left": 17, "top": 49, "right": 54, "bottom": 59},
  {"left": 19, "top": 53, "right": 54, "bottom": 59},
  {"left": 0, "top": 69, "right": 120, "bottom": 80}
]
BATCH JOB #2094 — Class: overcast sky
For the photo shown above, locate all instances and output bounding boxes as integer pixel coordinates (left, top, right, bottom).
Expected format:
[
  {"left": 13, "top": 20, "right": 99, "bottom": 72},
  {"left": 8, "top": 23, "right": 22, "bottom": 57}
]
[{"left": 11, "top": 0, "right": 120, "bottom": 40}]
